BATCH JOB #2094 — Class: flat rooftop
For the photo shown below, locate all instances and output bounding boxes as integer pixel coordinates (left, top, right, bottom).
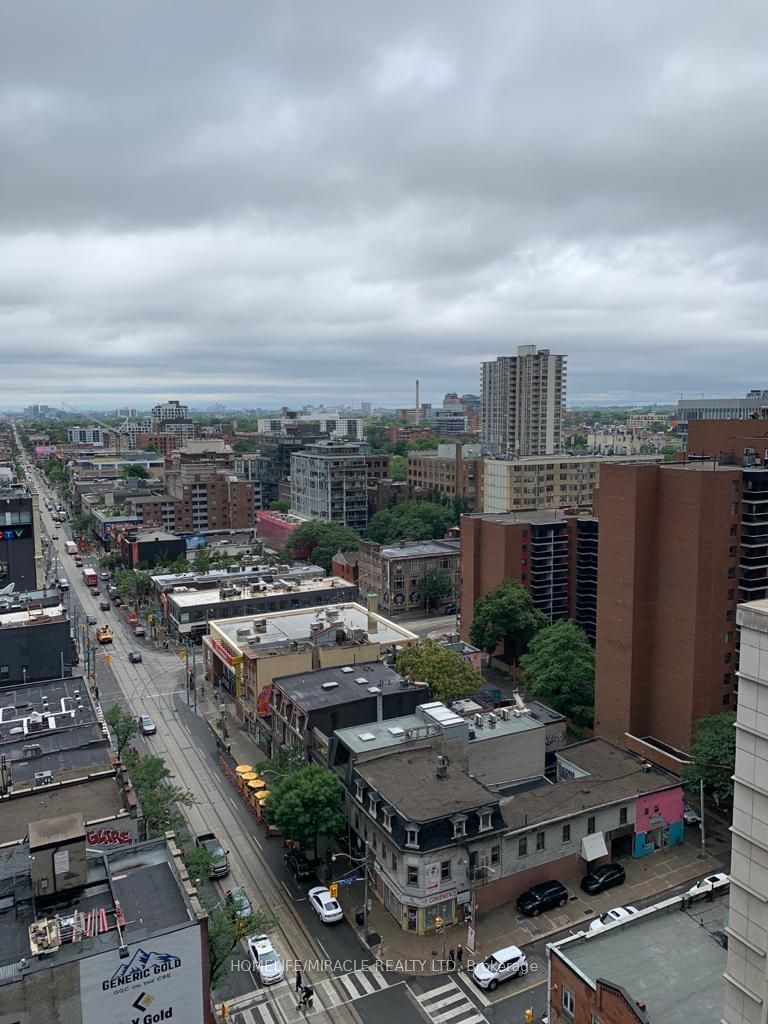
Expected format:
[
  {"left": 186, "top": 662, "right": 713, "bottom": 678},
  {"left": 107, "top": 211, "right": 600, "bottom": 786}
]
[
  {"left": 466, "top": 509, "right": 597, "bottom": 526},
  {"left": 501, "top": 738, "right": 677, "bottom": 830},
  {"left": 151, "top": 563, "right": 324, "bottom": 589},
  {"left": 211, "top": 602, "right": 418, "bottom": 649},
  {"left": 171, "top": 574, "right": 355, "bottom": 609},
  {"left": 379, "top": 539, "right": 460, "bottom": 559},
  {"left": 0, "top": 838, "right": 195, "bottom": 978},
  {"left": 0, "top": 776, "right": 124, "bottom": 840},
  {"left": 0, "top": 604, "right": 67, "bottom": 627},
  {"left": 553, "top": 894, "right": 728, "bottom": 1024},
  {"left": 274, "top": 662, "right": 416, "bottom": 711},
  {"left": 356, "top": 747, "right": 496, "bottom": 822}
]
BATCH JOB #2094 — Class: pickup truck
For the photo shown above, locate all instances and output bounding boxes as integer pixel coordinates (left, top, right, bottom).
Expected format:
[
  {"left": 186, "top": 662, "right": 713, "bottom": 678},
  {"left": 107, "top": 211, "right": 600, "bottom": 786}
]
[{"left": 195, "top": 832, "right": 230, "bottom": 878}]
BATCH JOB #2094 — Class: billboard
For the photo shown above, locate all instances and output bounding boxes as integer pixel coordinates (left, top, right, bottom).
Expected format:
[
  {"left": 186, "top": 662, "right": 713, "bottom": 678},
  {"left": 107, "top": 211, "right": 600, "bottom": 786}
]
[{"left": 79, "top": 924, "right": 204, "bottom": 1024}]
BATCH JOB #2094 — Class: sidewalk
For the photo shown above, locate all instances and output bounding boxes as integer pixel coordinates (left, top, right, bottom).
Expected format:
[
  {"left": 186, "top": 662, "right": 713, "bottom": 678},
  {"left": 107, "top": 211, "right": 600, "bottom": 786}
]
[{"left": 195, "top": 685, "right": 269, "bottom": 769}]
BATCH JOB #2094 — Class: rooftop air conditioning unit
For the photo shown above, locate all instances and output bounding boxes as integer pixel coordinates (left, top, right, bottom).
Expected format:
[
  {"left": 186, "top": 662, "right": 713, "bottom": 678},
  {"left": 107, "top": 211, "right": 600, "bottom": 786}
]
[
  {"left": 34, "top": 771, "right": 53, "bottom": 786},
  {"left": 253, "top": 619, "right": 267, "bottom": 633},
  {"left": 500, "top": 708, "right": 511, "bottom": 721},
  {"left": 474, "top": 713, "right": 484, "bottom": 728},
  {"left": 487, "top": 714, "right": 497, "bottom": 729},
  {"left": 513, "top": 708, "right": 523, "bottom": 718}
]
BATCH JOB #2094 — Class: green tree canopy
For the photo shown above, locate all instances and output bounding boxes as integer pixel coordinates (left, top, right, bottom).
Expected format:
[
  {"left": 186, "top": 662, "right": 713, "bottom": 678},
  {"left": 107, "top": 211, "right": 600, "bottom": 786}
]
[
  {"left": 266, "top": 764, "right": 346, "bottom": 855},
  {"left": 282, "top": 521, "right": 360, "bottom": 572},
  {"left": 126, "top": 753, "right": 196, "bottom": 837},
  {"left": 469, "top": 578, "right": 547, "bottom": 663},
  {"left": 114, "top": 568, "right": 153, "bottom": 606},
  {"left": 123, "top": 464, "right": 150, "bottom": 479},
  {"left": 192, "top": 548, "right": 211, "bottom": 572},
  {"left": 682, "top": 712, "right": 736, "bottom": 803},
  {"left": 71, "top": 514, "right": 92, "bottom": 535},
  {"left": 270, "top": 499, "right": 291, "bottom": 513},
  {"left": 365, "top": 501, "right": 454, "bottom": 545},
  {"left": 389, "top": 455, "right": 407, "bottom": 481},
  {"left": 395, "top": 639, "right": 480, "bottom": 704},
  {"left": 105, "top": 704, "right": 137, "bottom": 760},
  {"left": 424, "top": 568, "right": 452, "bottom": 612},
  {"left": 519, "top": 619, "right": 595, "bottom": 725}
]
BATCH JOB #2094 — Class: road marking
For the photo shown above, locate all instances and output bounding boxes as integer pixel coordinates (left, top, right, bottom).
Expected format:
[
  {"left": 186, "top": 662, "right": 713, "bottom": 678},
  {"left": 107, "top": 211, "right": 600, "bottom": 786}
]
[
  {"left": 228, "top": 796, "right": 238, "bottom": 810},
  {"left": 454, "top": 970, "right": 491, "bottom": 1006},
  {"left": 491, "top": 978, "right": 546, "bottom": 1002},
  {"left": 316, "top": 939, "right": 331, "bottom": 961},
  {"left": 252, "top": 834, "right": 263, "bottom": 849}
]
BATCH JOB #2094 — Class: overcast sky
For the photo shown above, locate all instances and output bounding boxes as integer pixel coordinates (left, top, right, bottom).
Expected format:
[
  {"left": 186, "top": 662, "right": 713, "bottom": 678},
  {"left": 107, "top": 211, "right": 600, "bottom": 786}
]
[{"left": 2, "top": 2, "right": 766, "bottom": 410}]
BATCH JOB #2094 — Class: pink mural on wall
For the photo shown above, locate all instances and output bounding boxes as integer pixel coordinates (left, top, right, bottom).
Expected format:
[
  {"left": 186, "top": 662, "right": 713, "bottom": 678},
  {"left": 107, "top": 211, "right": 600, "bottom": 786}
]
[
  {"left": 635, "top": 788, "right": 684, "bottom": 833},
  {"left": 86, "top": 827, "right": 133, "bottom": 848}
]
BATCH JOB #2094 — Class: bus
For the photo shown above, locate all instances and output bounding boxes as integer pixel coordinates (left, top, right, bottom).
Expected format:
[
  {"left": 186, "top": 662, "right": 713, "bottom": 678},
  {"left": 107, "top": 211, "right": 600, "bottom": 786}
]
[
  {"left": 83, "top": 568, "right": 98, "bottom": 587},
  {"left": 65, "top": 541, "right": 78, "bottom": 556}
]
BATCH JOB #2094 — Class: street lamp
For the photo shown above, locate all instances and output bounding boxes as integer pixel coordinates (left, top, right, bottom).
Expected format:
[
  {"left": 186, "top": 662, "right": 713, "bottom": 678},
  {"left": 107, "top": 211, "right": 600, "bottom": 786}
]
[{"left": 332, "top": 843, "right": 369, "bottom": 940}]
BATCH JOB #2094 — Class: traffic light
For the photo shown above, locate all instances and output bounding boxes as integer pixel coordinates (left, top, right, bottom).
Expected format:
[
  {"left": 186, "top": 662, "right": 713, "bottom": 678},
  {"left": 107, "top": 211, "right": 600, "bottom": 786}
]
[
  {"left": 329, "top": 883, "right": 338, "bottom": 899},
  {"left": 524, "top": 1008, "right": 534, "bottom": 1024}
]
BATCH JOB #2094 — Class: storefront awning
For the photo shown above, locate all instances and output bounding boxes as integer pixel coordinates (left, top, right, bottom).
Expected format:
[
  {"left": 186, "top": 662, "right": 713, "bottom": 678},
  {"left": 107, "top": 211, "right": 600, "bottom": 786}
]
[{"left": 581, "top": 832, "right": 608, "bottom": 862}]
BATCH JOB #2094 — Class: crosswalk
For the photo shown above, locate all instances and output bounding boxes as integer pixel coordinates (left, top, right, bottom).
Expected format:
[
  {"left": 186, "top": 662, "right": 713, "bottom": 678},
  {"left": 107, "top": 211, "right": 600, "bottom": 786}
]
[
  {"left": 412, "top": 978, "right": 488, "bottom": 1024},
  {"left": 230, "top": 967, "right": 392, "bottom": 1024}
]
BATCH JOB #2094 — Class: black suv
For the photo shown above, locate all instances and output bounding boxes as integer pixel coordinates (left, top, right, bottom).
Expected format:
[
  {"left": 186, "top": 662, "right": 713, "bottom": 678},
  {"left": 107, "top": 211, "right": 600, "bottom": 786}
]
[
  {"left": 581, "top": 863, "right": 625, "bottom": 895},
  {"left": 516, "top": 880, "right": 569, "bottom": 916},
  {"left": 284, "top": 848, "right": 316, "bottom": 882}
]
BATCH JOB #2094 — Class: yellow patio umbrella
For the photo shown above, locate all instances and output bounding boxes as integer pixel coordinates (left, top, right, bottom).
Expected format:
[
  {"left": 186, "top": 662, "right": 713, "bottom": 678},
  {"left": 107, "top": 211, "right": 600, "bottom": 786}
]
[
  {"left": 258, "top": 798, "right": 268, "bottom": 807},
  {"left": 254, "top": 788, "right": 270, "bottom": 800},
  {"left": 249, "top": 778, "right": 266, "bottom": 789},
  {"left": 235, "top": 765, "right": 254, "bottom": 775},
  {"left": 247, "top": 779, "right": 263, "bottom": 790},
  {"left": 239, "top": 771, "right": 258, "bottom": 782}
]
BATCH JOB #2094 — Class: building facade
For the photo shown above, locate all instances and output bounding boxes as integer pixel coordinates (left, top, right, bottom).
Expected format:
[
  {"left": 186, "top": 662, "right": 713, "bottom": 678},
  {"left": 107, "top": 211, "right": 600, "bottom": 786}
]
[
  {"left": 0, "top": 485, "right": 42, "bottom": 590},
  {"left": 164, "top": 440, "right": 257, "bottom": 532},
  {"left": 678, "top": 389, "right": 768, "bottom": 426},
  {"left": 407, "top": 444, "right": 483, "bottom": 509},
  {"left": 358, "top": 538, "right": 461, "bottom": 617},
  {"left": 290, "top": 442, "right": 369, "bottom": 530},
  {"left": 480, "top": 345, "right": 566, "bottom": 457}
]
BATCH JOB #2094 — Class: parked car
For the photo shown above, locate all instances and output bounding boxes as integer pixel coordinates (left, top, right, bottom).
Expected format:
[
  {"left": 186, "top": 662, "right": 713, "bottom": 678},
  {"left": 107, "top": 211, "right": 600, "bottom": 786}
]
[
  {"left": 225, "top": 886, "right": 253, "bottom": 920},
  {"left": 99, "top": 600, "right": 110, "bottom": 611},
  {"left": 581, "top": 863, "right": 626, "bottom": 896},
  {"left": 134, "top": 625, "right": 146, "bottom": 637},
  {"left": 308, "top": 886, "right": 343, "bottom": 923},
  {"left": 284, "top": 848, "right": 316, "bottom": 881},
  {"left": 90, "top": 586, "right": 100, "bottom": 596},
  {"left": 128, "top": 651, "right": 142, "bottom": 664},
  {"left": 683, "top": 804, "right": 701, "bottom": 826},
  {"left": 516, "top": 880, "right": 569, "bottom": 917},
  {"left": 138, "top": 714, "right": 156, "bottom": 736},
  {"left": 472, "top": 945, "right": 527, "bottom": 991},
  {"left": 247, "top": 934, "right": 285, "bottom": 985},
  {"left": 588, "top": 905, "right": 639, "bottom": 933},
  {"left": 87, "top": 615, "right": 97, "bottom": 626},
  {"left": 99, "top": 570, "right": 110, "bottom": 580},
  {"left": 687, "top": 872, "right": 728, "bottom": 897},
  {"left": 51, "top": 533, "right": 59, "bottom": 540},
  {"left": 113, "top": 597, "right": 122, "bottom": 607}
]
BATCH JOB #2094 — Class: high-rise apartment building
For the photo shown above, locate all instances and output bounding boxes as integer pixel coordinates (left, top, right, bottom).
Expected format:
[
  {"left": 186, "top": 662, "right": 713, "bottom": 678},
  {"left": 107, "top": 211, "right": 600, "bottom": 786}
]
[
  {"left": 460, "top": 510, "right": 599, "bottom": 650},
  {"left": 163, "top": 439, "right": 257, "bottom": 532},
  {"left": 480, "top": 345, "right": 566, "bottom": 457},
  {"left": 0, "top": 485, "right": 43, "bottom": 590},
  {"left": 290, "top": 442, "right": 368, "bottom": 530},
  {"left": 725, "top": 598, "right": 768, "bottom": 1024}
]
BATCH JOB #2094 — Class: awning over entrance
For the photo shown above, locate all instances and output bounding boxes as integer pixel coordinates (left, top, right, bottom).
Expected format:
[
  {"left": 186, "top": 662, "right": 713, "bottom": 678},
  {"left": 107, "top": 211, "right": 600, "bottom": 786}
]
[{"left": 581, "top": 832, "right": 608, "bottom": 862}]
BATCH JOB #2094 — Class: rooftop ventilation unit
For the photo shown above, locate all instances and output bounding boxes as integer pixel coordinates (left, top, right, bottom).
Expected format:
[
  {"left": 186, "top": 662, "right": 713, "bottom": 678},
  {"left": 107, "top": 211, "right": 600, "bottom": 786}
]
[
  {"left": 340, "top": 666, "right": 354, "bottom": 673},
  {"left": 355, "top": 677, "right": 368, "bottom": 685},
  {"left": 474, "top": 714, "right": 484, "bottom": 728},
  {"left": 487, "top": 714, "right": 497, "bottom": 729},
  {"left": 34, "top": 770, "right": 53, "bottom": 786},
  {"left": 368, "top": 687, "right": 381, "bottom": 695},
  {"left": 387, "top": 726, "right": 405, "bottom": 737},
  {"left": 253, "top": 619, "right": 267, "bottom": 633},
  {"left": 321, "top": 681, "right": 338, "bottom": 690}
]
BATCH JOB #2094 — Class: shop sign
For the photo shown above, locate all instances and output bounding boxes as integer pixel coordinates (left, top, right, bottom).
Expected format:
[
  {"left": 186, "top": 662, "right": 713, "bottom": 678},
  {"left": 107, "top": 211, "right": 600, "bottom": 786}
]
[
  {"left": 425, "top": 862, "right": 441, "bottom": 893},
  {"left": 210, "top": 636, "right": 236, "bottom": 665}
]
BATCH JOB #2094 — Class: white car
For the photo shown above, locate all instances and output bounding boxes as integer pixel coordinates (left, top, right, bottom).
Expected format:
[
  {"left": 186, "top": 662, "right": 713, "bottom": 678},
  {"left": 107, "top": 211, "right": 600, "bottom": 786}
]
[
  {"left": 308, "top": 886, "right": 343, "bottom": 924},
  {"left": 588, "top": 905, "right": 639, "bottom": 932},
  {"left": 247, "top": 934, "right": 284, "bottom": 985},
  {"left": 472, "top": 945, "right": 527, "bottom": 990},
  {"left": 687, "top": 873, "right": 728, "bottom": 897}
]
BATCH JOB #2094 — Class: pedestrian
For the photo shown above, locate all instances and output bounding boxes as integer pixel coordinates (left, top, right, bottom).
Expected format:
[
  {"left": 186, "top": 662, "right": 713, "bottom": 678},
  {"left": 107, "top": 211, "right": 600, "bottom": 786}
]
[
  {"left": 295, "top": 968, "right": 302, "bottom": 995},
  {"left": 448, "top": 948, "right": 455, "bottom": 970},
  {"left": 226, "top": 743, "right": 231, "bottom": 755},
  {"left": 456, "top": 944, "right": 463, "bottom": 970},
  {"left": 94, "top": 686, "right": 99, "bottom": 701}
]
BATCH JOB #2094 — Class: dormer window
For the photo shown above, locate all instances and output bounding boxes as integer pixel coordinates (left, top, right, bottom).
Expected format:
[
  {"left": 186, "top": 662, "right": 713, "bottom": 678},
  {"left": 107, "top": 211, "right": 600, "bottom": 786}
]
[
  {"left": 478, "top": 809, "right": 493, "bottom": 832},
  {"left": 452, "top": 815, "right": 467, "bottom": 839},
  {"left": 382, "top": 806, "right": 393, "bottom": 833},
  {"left": 367, "top": 792, "right": 379, "bottom": 816},
  {"left": 355, "top": 779, "right": 365, "bottom": 803},
  {"left": 405, "top": 824, "right": 420, "bottom": 849}
]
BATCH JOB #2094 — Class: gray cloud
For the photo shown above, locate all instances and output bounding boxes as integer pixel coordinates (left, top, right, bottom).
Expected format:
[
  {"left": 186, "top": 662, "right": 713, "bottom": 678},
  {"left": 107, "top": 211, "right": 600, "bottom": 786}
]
[{"left": 1, "top": 1, "right": 767, "bottom": 409}]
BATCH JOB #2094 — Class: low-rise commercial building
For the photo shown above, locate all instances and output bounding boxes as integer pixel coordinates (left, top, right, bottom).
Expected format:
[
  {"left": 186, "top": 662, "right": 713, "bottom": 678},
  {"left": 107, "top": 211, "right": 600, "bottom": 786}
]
[
  {"left": 0, "top": 598, "right": 76, "bottom": 683},
  {"left": 359, "top": 537, "right": 461, "bottom": 617},
  {"left": 291, "top": 442, "right": 369, "bottom": 531}
]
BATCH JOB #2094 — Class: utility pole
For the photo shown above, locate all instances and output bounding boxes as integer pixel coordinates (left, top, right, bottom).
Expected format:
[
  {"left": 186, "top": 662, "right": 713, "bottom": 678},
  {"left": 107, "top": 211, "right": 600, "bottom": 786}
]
[{"left": 700, "top": 777, "right": 706, "bottom": 856}]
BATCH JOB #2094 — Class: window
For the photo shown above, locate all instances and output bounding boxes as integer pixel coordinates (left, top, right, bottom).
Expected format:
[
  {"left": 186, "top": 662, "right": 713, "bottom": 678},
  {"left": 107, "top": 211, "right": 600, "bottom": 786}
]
[
  {"left": 723, "top": 693, "right": 731, "bottom": 706},
  {"left": 0, "top": 665, "right": 8, "bottom": 680},
  {"left": 391, "top": 852, "right": 397, "bottom": 871},
  {"left": 728, "top": 567, "right": 736, "bottom": 579},
  {"left": 726, "top": 609, "right": 735, "bottom": 622},
  {"left": 406, "top": 827, "right": 419, "bottom": 849},
  {"left": 441, "top": 860, "right": 451, "bottom": 881},
  {"left": 382, "top": 807, "right": 392, "bottom": 832},
  {"left": 536, "top": 831, "right": 545, "bottom": 852},
  {"left": 563, "top": 988, "right": 575, "bottom": 1016},
  {"left": 491, "top": 845, "right": 500, "bottom": 865},
  {"left": 453, "top": 818, "right": 467, "bottom": 839},
  {"left": 355, "top": 780, "right": 364, "bottom": 802},
  {"left": 562, "top": 824, "right": 571, "bottom": 844},
  {"left": 372, "top": 834, "right": 378, "bottom": 851},
  {"left": 407, "top": 864, "right": 418, "bottom": 886},
  {"left": 730, "top": 524, "right": 738, "bottom": 536},
  {"left": 368, "top": 793, "right": 379, "bottom": 815},
  {"left": 479, "top": 811, "right": 492, "bottom": 832},
  {"left": 725, "top": 631, "right": 734, "bottom": 644},
  {"left": 587, "top": 816, "right": 596, "bottom": 834},
  {"left": 724, "top": 652, "right": 732, "bottom": 664},
  {"left": 619, "top": 805, "right": 628, "bottom": 825},
  {"left": 724, "top": 673, "right": 732, "bottom": 685},
  {"left": 518, "top": 836, "right": 528, "bottom": 857}
]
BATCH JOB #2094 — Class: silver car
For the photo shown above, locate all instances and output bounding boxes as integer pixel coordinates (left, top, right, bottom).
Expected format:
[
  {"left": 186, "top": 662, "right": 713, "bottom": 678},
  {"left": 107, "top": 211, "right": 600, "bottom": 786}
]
[{"left": 225, "top": 886, "right": 252, "bottom": 920}]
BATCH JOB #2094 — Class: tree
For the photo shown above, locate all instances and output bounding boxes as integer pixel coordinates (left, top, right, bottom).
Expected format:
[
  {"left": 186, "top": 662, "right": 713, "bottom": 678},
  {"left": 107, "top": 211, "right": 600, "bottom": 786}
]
[
  {"left": 266, "top": 764, "right": 346, "bottom": 855},
  {"left": 282, "top": 521, "right": 360, "bottom": 572},
  {"left": 126, "top": 753, "right": 196, "bottom": 836},
  {"left": 71, "top": 514, "right": 92, "bottom": 535},
  {"left": 206, "top": 902, "right": 276, "bottom": 988},
  {"left": 114, "top": 568, "right": 153, "bottom": 606},
  {"left": 424, "top": 568, "right": 452, "bottom": 613},
  {"left": 661, "top": 444, "right": 678, "bottom": 462},
  {"left": 395, "top": 639, "right": 481, "bottom": 704},
  {"left": 682, "top": 713, "right": 736, "bottom": 804},
  {"left": 389, "top": 455, "right": 407, "bottom": 481},
  {"left": 269, "top": 499, "right": 291, "bottom": 513},
  {"left": 469, "top": 578, "right": 547, "bottom": 664},
  {"left": 365, "top": 501, "right": 454, "bottom": 545},
  {"left": 519, "top": 620, "right": 595, "bottom": 724},
  {"left": 105, "top": 705, "right": 137, "bottom": 760},
  {"left": 193, "top": 548, "right": 212, "bottom": 572},
  {"left": 99, "top": 552, "right": 122, "bottom": 572},
  {"left": 123, "top": 464, "right": 149, "bottom": 479}
]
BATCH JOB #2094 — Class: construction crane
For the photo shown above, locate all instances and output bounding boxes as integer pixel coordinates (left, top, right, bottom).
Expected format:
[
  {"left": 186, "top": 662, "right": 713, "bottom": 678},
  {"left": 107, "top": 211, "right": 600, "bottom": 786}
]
[{"left": 60, "top": 403, "right": 133, "bottom": 454}]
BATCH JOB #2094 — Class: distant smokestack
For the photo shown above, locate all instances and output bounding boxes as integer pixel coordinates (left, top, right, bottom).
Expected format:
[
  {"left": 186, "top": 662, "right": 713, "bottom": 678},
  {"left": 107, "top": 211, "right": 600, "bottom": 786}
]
[{"left": 415, "top": 380, "right": 420, "bottom": 425}]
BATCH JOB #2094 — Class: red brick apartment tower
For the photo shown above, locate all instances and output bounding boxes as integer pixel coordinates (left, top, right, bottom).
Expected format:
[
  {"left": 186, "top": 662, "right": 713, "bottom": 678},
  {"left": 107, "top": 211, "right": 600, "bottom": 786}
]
[{"left": 594, "top": 461, "right": 741, "bottom": 754}]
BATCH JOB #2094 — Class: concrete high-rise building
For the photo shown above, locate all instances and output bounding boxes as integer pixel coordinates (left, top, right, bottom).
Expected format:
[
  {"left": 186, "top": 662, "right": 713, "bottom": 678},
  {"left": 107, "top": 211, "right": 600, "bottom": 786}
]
[
  {"left": 290, "top": 442, "right": 368, "bottom": 530},
  {"left": 480, "top": 345, "right": 566, "bottom": 457},
  {"left": 725, "top": 598, "right": 768, "bottom": 1024},
  {"left": 0, "top": 484, "right": 43, "bottom": 590}
]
